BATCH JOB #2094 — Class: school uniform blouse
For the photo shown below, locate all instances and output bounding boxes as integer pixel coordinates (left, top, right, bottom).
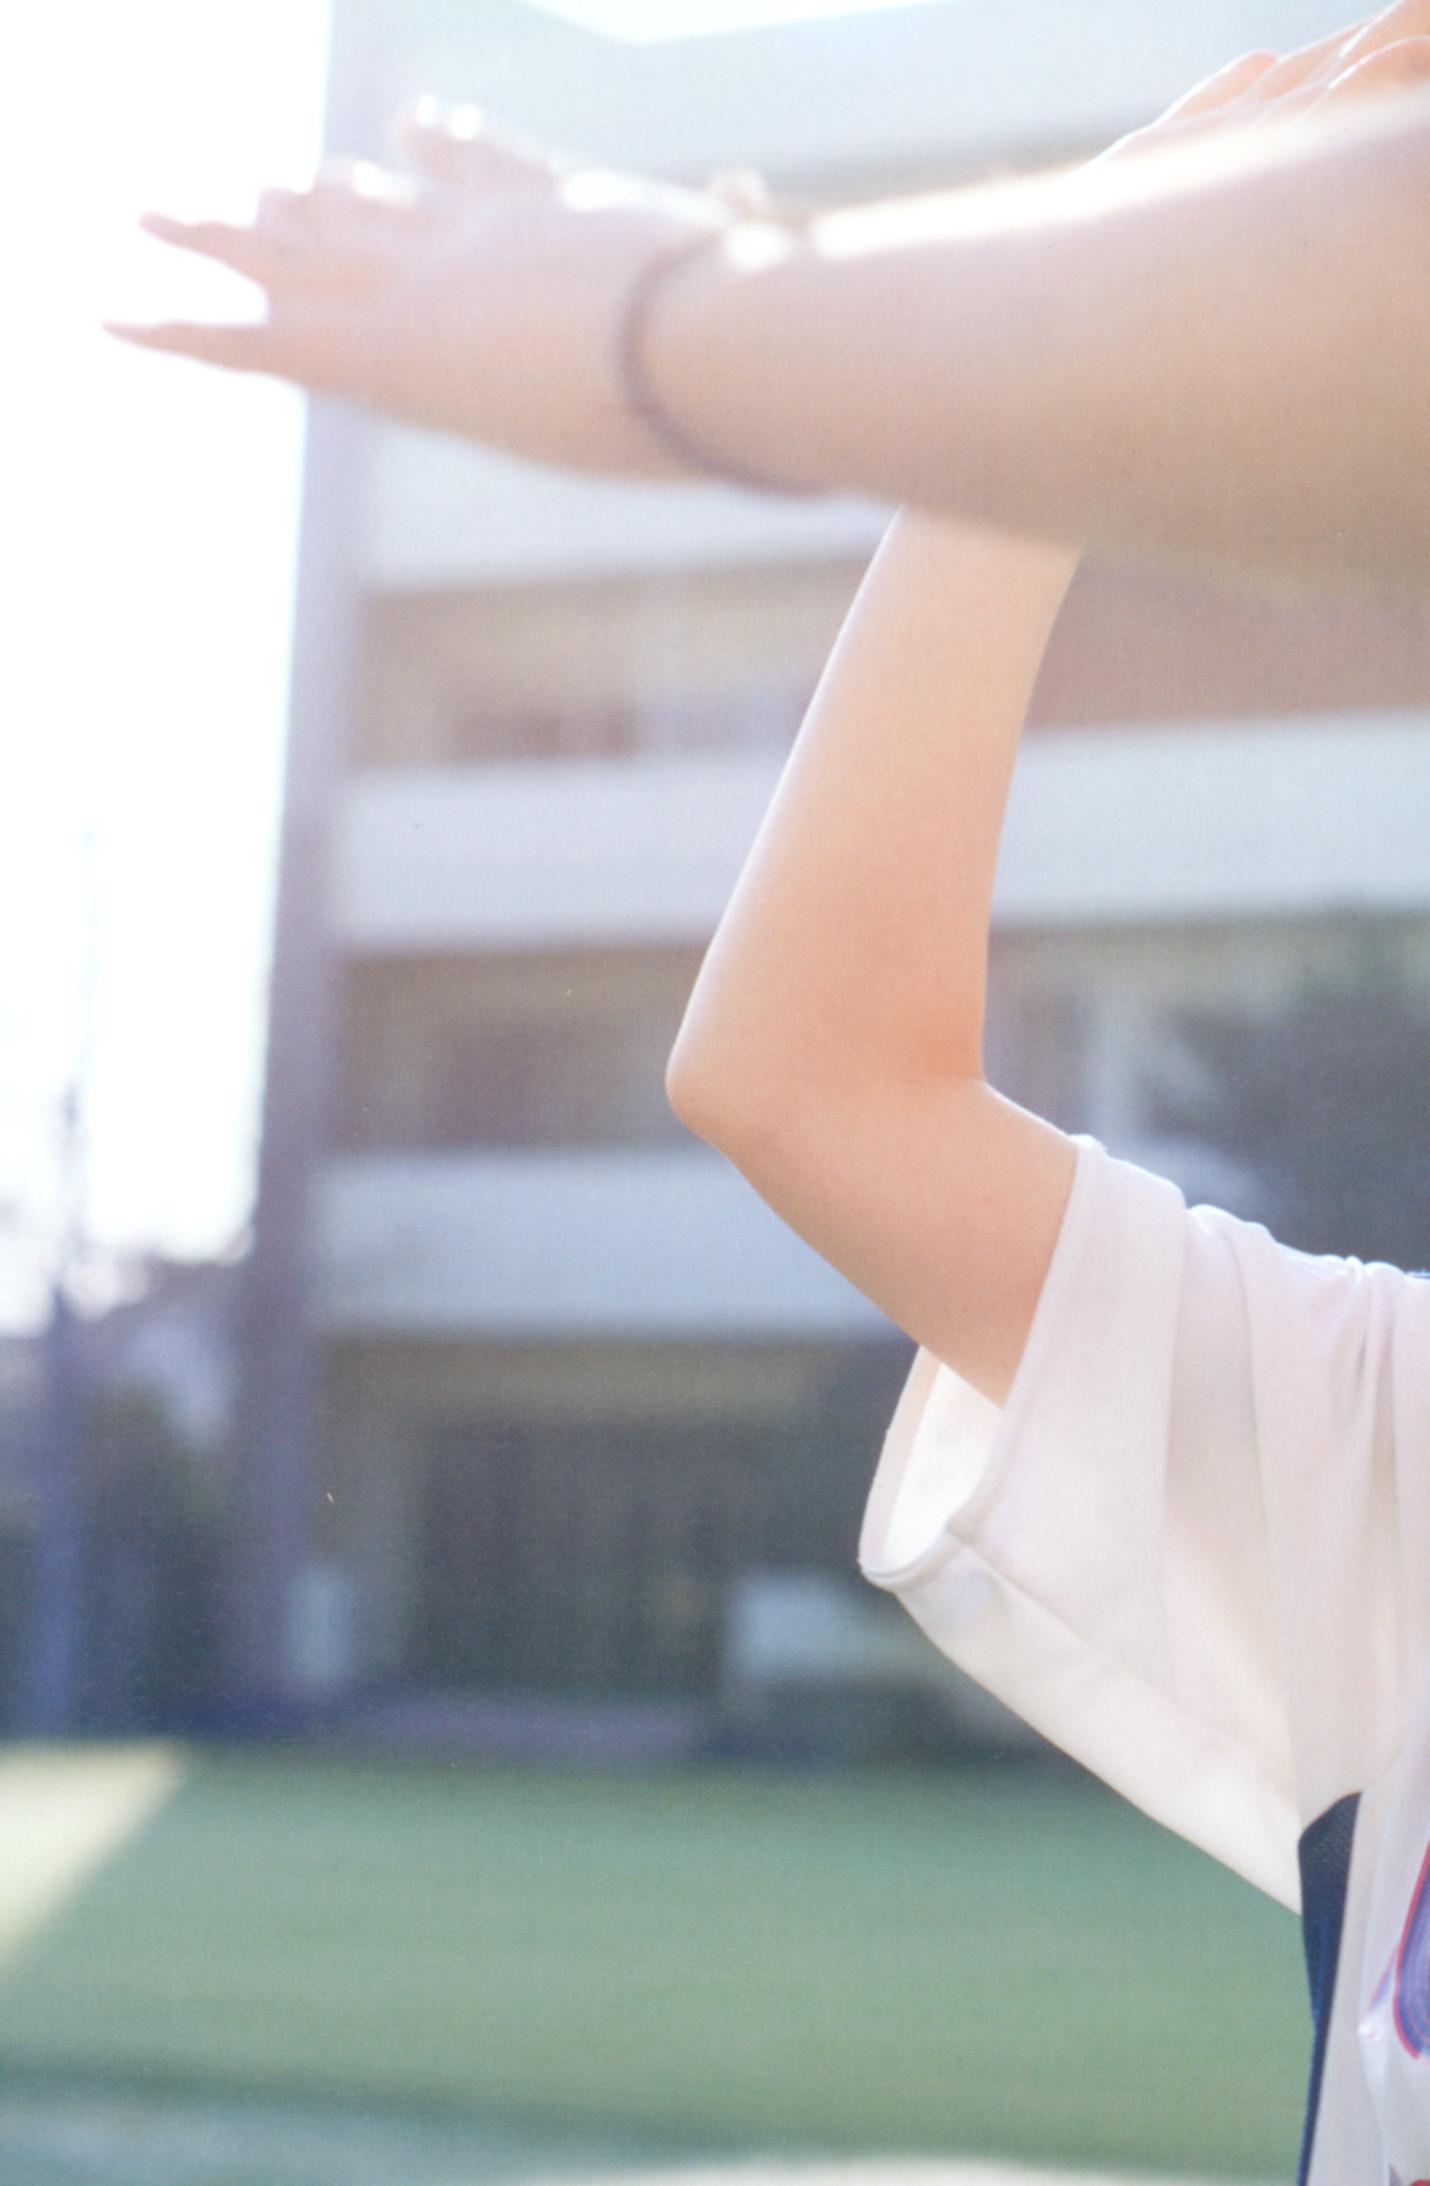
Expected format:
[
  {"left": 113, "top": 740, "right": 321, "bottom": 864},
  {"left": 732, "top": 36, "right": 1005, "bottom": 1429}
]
[{"left": 859, "top": 1134, "right": 1430, "bottom": 2185}]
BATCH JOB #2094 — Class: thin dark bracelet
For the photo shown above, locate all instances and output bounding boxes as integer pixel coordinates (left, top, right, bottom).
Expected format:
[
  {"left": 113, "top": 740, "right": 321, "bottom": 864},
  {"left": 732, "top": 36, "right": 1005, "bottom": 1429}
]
[{"left": 615, "top": 217, "right": 826, "bottom": 499}]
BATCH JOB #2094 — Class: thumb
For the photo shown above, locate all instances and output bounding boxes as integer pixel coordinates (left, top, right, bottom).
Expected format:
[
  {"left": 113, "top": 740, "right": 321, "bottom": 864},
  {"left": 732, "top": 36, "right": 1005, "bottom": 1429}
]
[{"left": 1316, "top": 34, "right": 1430, "bottom": 107}]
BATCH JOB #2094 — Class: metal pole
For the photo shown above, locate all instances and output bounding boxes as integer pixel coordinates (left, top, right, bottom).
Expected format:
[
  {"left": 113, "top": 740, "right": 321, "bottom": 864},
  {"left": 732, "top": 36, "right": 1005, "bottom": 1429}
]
[
  {"left": 223, "top": 0, "right": 383, "bottom": 1723},
  {"left": 21, "top": 820, "right": 102, "bottom": 1734}
]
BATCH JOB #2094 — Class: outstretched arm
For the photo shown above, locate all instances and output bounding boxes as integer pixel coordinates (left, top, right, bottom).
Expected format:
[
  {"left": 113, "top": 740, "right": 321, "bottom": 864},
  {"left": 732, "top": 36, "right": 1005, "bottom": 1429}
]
[
  {"left": 110, "top": 7, "right": 1430, "bottom": 590},
  {"left": 646, "top": 42, "right": 1430, "bottom": 590}
]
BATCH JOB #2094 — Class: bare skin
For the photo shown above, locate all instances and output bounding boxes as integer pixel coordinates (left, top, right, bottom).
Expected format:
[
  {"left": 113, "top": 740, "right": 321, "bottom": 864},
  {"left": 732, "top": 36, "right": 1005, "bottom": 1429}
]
[
  {"left": 665, "top": 28, "right": 1430, "bottom": 1410},
  {"left": 106, "top": 5, "right": 1430, "bottom": 585}
]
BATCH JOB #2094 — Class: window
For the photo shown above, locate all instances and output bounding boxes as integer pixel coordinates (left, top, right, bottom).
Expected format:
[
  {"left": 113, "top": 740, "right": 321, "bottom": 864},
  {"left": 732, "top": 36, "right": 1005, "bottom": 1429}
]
[
  {"left": 636, "top": 675, "right": 814, "bottom": 755},
  {"left": 333, "top": 952, "right": 702, "bottom": 1154},
  {"left": 447, "top": 701, "right": 637, "bottom": 763},
  {"left": 432, "top": 1011, "right": 687, "bottom": 1149}
]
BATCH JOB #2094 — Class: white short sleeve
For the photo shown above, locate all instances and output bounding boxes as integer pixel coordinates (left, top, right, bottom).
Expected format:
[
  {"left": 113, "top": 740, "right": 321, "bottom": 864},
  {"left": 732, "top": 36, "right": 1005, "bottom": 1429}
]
[{"left": 858, "top": 1134, "right": 1430, "bottom": 1912}]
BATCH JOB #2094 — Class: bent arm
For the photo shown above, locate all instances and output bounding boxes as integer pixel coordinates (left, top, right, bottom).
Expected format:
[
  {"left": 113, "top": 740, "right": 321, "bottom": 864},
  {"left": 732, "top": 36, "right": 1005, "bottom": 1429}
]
[
  {"left": 667, "top": 510, "right": 1076, "bottom": 1106},
  {"left": 646, "top": 96, "right": 1430, "bottom": 590},
  {"left": 666, "top": 511, "right": 1081, "bottom": 1404}
]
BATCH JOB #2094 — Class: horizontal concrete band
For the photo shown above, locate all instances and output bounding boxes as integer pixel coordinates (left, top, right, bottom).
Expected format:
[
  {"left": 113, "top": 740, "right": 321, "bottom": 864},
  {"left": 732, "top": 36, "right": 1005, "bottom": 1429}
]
[{"left": 332, "top": 712, "right": 1430, "bottom": 949}]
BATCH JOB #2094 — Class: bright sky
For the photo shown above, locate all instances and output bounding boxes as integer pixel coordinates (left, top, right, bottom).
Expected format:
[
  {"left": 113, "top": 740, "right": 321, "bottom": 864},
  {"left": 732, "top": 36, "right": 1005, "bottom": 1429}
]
[
  {"left": 2, "top": 1, "right": 330, "bottom": 1334},
  {"left": 2, "top": 0, "right": 943, "bottom": 1341}
]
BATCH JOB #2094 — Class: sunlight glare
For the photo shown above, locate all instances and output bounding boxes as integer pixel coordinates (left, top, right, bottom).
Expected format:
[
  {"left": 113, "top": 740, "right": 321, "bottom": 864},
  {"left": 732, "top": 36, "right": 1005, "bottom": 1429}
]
[{"left": 0, "top": 1745, "right": 186, "bottom": 1974}]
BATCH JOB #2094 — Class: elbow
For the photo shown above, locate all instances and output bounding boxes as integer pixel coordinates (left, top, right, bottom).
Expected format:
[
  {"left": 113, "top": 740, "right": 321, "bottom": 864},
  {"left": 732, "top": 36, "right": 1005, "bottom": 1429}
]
[
  {"left": 664, "top": 1047, "right": 727, "bottom": 1142},
  {"left": 665, "top": 1045, "right": 768, "bottom": 1153},
  {"left": 667, "top": 1044, "right": 829, "bottom": 1176}
]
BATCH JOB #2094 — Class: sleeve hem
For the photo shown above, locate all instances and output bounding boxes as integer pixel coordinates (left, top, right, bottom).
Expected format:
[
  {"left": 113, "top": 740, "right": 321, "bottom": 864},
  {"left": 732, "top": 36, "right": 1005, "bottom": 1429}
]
[
  {"left": 880, "top": 1533, "right": 1303, "bottom": 1909},
  {"left": 854, "top": 1130, "right": 1301, "bottom": 1905}
]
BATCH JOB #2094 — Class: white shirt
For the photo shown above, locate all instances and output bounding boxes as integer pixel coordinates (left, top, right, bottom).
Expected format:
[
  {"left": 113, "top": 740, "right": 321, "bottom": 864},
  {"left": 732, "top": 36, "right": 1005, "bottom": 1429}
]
[{"left": 858, "top": 1134, "right": 1430, "bottom": 2184}]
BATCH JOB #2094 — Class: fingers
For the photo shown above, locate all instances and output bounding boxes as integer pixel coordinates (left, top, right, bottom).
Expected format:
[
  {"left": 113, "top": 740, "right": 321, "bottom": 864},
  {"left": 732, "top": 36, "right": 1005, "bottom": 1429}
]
[
  {"left": 1254, "top": 2, "right": 1430, "bottom": 101},
  {"left": 137, "top": 210, "right": 292, "bottom": 286},
  {"left": 1247, "top": 28, "right": 1430, "bottom": 133},
  {"left": 1169, "top": 19, "right": 1430, "bottom": 143},
  {"left": 1320, "top": 32, "right": 1430, "bottom": 100},
  {"left": 139, "top": 169, "right": 422, "bottom": 300},
  {"left": 100, "top": 317, "right": 284, "bottom": 372},
  {"left": 101, "top": 303, "right": 354, "bottom": 388},
  {"left": 1158, "top": 48, "right": 1279, "bottom": 123},
  {"left": 1123, "top": 9, "right": 1424, "bottom": 153},
  {"left": 1337, "top": 0, "right": 1430, "bottom": 70},
  {"left": 392, "top": 95, "right": 567, "bottom": 192},
  {"left": 1250, "top": 19, "right": 1367, "bottom": 99},
  {"left": 1363, "top": 0, "right": 1430, "bottom": 43}
]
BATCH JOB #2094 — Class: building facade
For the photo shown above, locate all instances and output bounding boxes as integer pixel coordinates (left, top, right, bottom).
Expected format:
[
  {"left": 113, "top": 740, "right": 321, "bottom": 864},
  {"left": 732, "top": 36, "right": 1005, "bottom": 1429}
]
[{"left": 229, "top": 0, "right": 1430, "bottom": 1737}]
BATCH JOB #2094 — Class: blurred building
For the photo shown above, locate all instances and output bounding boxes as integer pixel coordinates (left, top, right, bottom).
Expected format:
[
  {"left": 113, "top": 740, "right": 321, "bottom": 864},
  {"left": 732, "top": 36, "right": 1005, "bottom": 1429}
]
[
  {"left": 75, "top": 1254, "right": 243, "bottom": 1458},
  {"left": 1, "top": 1259, "right": 245, "bottom": 1734},
  {"left": 0, "top": 1333, "right": 41, "bottom": 1713},
  {"left": 230, "top": 0, "right": 1430, "bottom": 1734}
]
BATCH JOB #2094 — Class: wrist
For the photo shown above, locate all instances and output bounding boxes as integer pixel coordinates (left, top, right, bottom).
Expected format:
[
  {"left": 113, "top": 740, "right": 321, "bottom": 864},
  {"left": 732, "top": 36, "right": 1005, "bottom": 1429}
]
[{"left": 635, "top": 214, "right": 834, "bottom": 497}]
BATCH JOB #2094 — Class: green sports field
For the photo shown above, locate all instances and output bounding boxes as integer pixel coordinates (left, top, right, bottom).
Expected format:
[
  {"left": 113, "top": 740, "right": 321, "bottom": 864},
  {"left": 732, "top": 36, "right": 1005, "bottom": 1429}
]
[{"left": 0, "top": 1750, "right": 1309, "bottom": 2183}]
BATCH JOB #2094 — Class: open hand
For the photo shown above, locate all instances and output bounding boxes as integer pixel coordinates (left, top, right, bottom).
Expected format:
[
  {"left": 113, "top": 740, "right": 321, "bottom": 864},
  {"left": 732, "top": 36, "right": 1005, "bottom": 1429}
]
[
  {"left": 1094, "top": 0, "right": 1430, "bottom": 168},
  {"left": 104, "top": 107, "right": 789, "bottom": 479},
  {"left": 104, "top": 4, "right": 1430, "bottom": 477}
]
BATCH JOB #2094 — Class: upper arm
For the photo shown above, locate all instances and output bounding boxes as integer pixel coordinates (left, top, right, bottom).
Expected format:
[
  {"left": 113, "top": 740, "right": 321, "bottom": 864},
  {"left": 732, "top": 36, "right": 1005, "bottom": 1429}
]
[{"left": 671, "top": 1071, "right": 1078, "bottom": 1409}]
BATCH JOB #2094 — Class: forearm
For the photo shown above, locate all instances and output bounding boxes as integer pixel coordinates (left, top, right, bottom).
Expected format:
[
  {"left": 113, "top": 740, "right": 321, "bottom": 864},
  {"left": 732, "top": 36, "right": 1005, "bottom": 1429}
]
[
  {"left": 666, "top": 509, "right": 1078, "bottom": 1123},
  {"left": 646, "top": 96, "right": 1430, "bottom": 590}
]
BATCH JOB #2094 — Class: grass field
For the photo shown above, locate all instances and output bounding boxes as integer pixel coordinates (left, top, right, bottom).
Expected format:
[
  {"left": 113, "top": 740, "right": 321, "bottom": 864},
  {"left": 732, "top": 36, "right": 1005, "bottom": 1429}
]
[{"left": 0, "top": 1750, "right": 1310, "bottom": 2183}]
